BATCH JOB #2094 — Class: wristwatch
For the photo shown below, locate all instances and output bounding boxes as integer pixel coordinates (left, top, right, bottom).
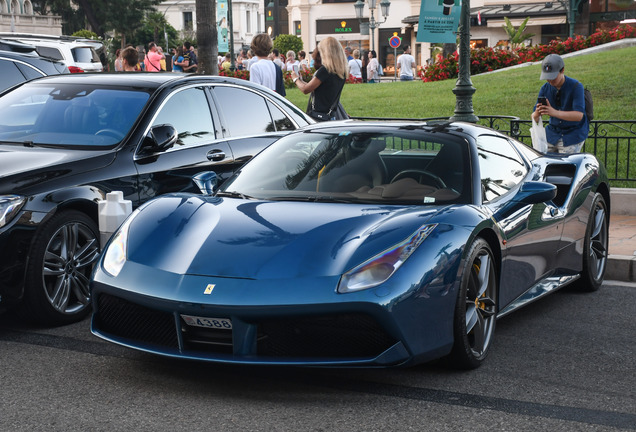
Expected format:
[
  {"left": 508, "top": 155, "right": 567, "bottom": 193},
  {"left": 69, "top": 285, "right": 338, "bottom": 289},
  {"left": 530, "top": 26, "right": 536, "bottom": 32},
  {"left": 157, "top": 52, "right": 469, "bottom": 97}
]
[{"left": 293, "top": 77, "right": 299, "bottom": 83}]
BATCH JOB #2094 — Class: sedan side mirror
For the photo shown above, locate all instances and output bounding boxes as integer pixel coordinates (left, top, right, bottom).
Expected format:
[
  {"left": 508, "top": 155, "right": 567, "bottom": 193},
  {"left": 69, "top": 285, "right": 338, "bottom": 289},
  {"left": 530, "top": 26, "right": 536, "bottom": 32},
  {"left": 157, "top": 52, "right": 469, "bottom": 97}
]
[{"left": 139, "top": 124, "right": 178, "bottom": 156}]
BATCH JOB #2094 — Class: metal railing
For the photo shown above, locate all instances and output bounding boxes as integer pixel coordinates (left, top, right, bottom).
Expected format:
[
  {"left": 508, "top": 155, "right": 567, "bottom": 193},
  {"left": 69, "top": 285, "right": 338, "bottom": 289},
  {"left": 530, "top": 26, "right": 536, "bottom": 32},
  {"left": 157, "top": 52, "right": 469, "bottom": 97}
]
[{"left": 351, "top": 115, "right": 636, "bottom": 185}]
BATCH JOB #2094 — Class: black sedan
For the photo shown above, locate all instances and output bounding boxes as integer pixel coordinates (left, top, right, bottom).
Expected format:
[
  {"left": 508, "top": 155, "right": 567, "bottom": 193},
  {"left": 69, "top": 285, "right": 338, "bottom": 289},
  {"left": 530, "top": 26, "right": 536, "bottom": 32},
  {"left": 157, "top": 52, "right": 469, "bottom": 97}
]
[{"left": 0, "top": 73, "right": 312, "bottom": 325}]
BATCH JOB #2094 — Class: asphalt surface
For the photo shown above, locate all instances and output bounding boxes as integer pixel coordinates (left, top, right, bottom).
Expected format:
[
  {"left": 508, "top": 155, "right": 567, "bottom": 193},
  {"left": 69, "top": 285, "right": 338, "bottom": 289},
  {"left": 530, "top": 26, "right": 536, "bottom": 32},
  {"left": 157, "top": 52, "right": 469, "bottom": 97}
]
[{"left": 0, "top": 281, "right": 634, "bottom": 432}]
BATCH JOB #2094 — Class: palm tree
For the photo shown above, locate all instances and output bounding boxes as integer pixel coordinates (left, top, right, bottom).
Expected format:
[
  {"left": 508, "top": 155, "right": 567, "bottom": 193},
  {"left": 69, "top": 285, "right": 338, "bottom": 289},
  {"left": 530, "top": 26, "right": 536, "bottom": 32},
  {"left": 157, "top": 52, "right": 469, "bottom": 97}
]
[{"left": 503, "top": 17, "right": 536, "bottom": 48}]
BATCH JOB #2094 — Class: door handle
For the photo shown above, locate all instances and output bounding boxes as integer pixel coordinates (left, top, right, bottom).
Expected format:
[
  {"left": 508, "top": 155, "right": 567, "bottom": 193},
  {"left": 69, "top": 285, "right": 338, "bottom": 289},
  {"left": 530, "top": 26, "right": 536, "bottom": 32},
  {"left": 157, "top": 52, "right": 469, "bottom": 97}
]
[{"left": 207, "top": 150, "right": 226, "bottom": 161}]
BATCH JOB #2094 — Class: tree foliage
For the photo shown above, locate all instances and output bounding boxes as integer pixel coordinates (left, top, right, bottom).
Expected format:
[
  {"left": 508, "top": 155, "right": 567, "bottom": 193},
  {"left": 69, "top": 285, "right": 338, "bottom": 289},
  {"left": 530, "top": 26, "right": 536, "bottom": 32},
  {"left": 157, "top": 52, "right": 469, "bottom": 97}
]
[
  {"left": 503, "top": 17, "right": 536, "bottom": 48},
  {"left": 32, "top": 0, "right": 162, "bottom": 43},
  {"left": 273, "top": 35, "right": 303, "bottom": 56}
]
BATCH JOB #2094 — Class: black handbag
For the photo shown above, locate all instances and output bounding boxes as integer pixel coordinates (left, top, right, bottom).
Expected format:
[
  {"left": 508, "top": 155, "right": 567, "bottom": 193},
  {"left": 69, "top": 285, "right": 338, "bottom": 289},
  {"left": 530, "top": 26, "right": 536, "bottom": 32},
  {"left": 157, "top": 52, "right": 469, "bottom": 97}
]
[{"left": 307, "top": 78, "right": 346, "bottom": 122}]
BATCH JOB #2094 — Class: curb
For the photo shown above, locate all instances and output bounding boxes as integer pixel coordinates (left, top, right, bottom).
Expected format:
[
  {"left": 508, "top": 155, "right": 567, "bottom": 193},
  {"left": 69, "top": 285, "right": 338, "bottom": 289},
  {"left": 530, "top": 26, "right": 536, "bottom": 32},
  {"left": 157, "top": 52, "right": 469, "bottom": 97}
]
[
  {"left": 608, "top": 188, "right": 635, "bottom": 283},
  {"left": 606, "top": 255, "right": 636, "bottom": 283}
]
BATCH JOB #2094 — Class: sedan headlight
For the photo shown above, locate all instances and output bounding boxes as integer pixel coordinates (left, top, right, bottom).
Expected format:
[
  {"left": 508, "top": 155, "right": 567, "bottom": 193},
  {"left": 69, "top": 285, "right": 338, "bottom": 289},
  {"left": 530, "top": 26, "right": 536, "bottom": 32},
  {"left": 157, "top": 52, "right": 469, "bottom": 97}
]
[
  {"left": 338, "top": 224, "right": 437, "bottom": 293},
  {"left": 0, "top": 195, "right": 26, "bottom": 228},
  {"left": 102, "top": 211, "right": 137, "bottom": 277}
]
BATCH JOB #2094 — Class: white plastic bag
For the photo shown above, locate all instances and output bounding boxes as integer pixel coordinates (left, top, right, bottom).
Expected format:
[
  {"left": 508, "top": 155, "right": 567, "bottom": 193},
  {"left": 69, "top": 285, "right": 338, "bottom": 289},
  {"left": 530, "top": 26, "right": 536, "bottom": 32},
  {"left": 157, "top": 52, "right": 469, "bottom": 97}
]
[{"left": 530, "top": 117, "right": 548, "bottom": 153}]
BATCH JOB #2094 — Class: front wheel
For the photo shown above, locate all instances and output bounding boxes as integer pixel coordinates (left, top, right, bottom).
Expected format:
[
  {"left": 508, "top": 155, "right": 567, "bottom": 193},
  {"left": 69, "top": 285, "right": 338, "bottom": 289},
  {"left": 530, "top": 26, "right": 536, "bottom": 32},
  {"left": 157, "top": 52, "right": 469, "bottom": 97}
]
[
  {"left": 449, "top": 238, "right": 498, "bottom": 369},
  {"left": 22, "top": 210, "right": 100, "bottom": 325}
]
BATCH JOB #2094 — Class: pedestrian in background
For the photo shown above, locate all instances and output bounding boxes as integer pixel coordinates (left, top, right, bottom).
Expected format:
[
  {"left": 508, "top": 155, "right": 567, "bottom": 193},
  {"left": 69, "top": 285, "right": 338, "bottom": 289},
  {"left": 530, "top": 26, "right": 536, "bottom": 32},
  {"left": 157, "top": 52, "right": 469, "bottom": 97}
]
[
  {"left": 114, "top": 49, "right": 123, "bottom": 72},
  {"left": 367, "top": 50, "right": 379, "bottom": 83},
  {"left": 291, "top": 36, "right": 349, "bottom": 121},
  {"left": 397, "top": 45, "right": 415, "bottom": 81},
  {"left": 249, "top": 33, "right": 277, "bottom": 92},
  {"left": 531, "top": 54, "right": 588, "bottom": 154},
  {"left": 298, "top": 50, "right": 310, "bottom": 72},
  {"left": 144, "top": 42, "right": 164, "bottom": 72},
  {"left": 361, "top": 50, "right": 368, "bottom": 83},
  {"left": 183, "top": 41, "right": 198, "bottom": 72},
  {"left": 121, "top": 47, "right": 140, "bottom": 72},
  {"left": 284, "top": 50, "right": 299, "bottom": 72},
  {"left": 348, "top": 49, "right": 362, "bottom": 83}
]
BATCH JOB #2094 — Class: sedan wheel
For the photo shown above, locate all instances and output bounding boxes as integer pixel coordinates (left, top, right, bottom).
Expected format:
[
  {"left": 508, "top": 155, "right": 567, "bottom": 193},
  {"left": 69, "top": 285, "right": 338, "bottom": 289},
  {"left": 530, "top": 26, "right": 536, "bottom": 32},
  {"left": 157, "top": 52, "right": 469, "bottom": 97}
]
[
  {"left": 574, "top": 193, "right": 608, "bottom": 292},
  {"left": 23, "top": 210, "right": 100, "bottom": 325},
  {"left": 449, "top": 238, "right": 497, "bottom": 369}
]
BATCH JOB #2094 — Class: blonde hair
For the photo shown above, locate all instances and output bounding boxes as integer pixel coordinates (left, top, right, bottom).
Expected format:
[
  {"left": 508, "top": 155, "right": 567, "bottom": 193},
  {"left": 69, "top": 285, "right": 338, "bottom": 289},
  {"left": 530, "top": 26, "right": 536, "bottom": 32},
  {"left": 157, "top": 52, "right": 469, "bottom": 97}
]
[{"left": 318, "top": 37, "right": 349, "bottom": 79}]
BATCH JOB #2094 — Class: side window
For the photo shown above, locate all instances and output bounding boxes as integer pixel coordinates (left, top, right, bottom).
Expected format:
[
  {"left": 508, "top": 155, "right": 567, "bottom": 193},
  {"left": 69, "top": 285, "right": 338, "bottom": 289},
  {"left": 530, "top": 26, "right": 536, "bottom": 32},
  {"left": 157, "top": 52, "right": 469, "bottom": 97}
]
[
  {"left": 214, "top": 86, "right": 276, "bottom": 136},
  {"left": 267, "top": 101, "right": 294, "bottom": 131},
  {"left": 477, "top": 135, "right": 528, "bottom": 202},
  {"left": 0, "top": 59, "right": 26, "bottom": 92},
  {"left": 152, "top": 87, "right": 215, "bottom": 148},
  {"left": 16, "top": 63, "right": 45, "bottom": 81},
  {"left": 35, "top": 46, "right": 63, "bottom": 61}
]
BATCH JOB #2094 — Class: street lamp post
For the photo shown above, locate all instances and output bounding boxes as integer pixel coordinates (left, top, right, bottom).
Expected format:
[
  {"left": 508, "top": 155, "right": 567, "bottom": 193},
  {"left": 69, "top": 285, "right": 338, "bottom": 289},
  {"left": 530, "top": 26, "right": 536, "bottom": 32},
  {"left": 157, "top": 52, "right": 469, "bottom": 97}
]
[
  {"left": 450, "top": 0, "right": 478, "bottom": 123},
  {"left": 354, "top": 0, "right": 390, "bottom": 53}
]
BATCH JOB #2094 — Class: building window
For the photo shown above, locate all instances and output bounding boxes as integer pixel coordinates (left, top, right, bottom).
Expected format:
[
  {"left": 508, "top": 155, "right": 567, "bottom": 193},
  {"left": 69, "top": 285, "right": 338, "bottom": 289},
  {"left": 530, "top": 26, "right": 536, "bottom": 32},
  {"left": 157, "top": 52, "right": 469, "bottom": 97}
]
[
  {"left": 247, "top": 10, "right": 251, "bottom": 33},
  {"left": 183, "top": 11, "right": 193, "bottom": 31}
]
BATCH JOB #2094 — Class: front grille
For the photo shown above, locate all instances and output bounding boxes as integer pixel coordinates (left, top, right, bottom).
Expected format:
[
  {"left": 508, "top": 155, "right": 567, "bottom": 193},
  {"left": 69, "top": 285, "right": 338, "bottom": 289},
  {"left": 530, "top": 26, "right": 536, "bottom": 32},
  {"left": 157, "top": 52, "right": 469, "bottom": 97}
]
[
  {"left": 95, "top": 293, "right": 179, "bottom": 350},
  {"left": 257, "top": 313, "right": 396, "bottom": 359}
]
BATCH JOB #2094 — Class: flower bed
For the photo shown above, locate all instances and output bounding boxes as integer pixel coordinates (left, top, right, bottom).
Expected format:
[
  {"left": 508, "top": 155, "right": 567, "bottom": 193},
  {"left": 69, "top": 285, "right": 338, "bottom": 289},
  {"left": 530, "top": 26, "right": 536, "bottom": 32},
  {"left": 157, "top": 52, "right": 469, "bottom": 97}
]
[{"left": 419, "top": 25, "right": 636, "bottom": 82}]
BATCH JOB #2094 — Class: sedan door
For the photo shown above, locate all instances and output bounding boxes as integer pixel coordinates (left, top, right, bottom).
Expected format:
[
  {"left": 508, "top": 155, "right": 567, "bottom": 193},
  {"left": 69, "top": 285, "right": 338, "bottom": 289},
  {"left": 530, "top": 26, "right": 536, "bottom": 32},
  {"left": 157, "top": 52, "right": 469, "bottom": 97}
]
[
  {"left": 211, "top": 85, "right": 301, "bottom": 164},
  {"left": 134, "top": 85, "right": 237, "bottom": 202}
]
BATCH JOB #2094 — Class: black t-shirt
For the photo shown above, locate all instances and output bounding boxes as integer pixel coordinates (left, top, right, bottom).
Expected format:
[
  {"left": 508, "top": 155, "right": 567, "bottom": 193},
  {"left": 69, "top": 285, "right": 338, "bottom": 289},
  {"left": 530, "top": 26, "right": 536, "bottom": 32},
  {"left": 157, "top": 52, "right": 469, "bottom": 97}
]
[{"left": 312, "top": 66, "right": 345, "bottom": 112}]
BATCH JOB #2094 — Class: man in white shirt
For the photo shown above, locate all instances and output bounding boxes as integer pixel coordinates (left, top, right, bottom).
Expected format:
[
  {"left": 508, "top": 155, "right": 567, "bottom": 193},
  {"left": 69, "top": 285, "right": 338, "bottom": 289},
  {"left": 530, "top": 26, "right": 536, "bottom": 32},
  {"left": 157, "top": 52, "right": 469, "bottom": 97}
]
[{"left": 397, "top": 45, "right": 416, "bottom": 81}]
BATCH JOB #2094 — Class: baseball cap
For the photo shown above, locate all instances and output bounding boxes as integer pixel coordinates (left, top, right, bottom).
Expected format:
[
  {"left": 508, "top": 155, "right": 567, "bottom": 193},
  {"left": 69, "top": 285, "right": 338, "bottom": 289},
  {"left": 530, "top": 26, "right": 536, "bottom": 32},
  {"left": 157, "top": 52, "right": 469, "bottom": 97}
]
[{"left": 540, "top": 54, "right": 564, "bottom": 80}]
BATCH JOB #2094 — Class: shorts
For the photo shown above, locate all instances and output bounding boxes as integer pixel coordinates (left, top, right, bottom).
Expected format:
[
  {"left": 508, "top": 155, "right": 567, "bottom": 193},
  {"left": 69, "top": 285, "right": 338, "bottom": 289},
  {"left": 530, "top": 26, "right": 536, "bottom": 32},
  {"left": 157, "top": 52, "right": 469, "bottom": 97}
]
[
  {"left": 400, "top": 75, "right": 414, "bottom": 81},
  {"left": 546, "top": 139, "right": 585, "bottom": 154}
]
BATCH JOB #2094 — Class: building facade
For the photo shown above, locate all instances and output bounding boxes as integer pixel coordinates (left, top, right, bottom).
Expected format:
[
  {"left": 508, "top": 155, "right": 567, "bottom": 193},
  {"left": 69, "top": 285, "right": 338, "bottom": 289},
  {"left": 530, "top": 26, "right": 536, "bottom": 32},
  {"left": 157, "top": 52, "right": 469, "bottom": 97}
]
[
  {"left": 0, "top": 0, "right": 62, "bottom": 35},
  {"left": 158, "top": 0, "right": 633, "bottom": 74}
]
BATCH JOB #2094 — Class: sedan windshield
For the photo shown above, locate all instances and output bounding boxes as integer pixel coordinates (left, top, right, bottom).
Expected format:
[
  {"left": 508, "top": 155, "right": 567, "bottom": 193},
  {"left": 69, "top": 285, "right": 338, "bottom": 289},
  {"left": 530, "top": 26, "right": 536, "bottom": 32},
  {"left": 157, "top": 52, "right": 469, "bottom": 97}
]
[
  {"left": 0, "top": 83, "right": 150, "bottom": 147},
  {"left": 221, "top": 128, "right": 470, "bottom": 205}
]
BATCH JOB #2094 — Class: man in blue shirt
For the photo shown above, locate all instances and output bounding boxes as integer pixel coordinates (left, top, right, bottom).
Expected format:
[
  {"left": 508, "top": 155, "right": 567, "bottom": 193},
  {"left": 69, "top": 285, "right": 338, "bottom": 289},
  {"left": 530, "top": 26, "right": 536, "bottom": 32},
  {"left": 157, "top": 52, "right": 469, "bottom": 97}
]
[{"left": 532, "top": 54, "right": 588, "bottom": 154}]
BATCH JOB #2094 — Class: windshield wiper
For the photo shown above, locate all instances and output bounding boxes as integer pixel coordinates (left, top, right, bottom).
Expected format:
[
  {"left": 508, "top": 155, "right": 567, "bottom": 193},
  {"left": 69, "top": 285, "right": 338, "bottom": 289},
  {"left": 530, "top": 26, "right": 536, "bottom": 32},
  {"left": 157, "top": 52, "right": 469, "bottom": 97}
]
[{"left": 215, "top": 190, "right": 255, "bottom": 200}]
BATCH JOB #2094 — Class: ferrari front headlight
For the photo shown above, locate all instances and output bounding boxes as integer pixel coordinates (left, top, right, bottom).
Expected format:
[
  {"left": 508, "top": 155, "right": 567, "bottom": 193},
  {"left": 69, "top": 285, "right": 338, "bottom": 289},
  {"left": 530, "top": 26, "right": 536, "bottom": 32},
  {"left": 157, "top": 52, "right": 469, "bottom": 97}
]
[
  {"left": 0, "top": 195, "right": 26, "bottom": 228},
  {"left": 102, "top": 212, "right": 136, "bottom": 277},
  {"left": 338, "top": 224, "right": 437, "bottom": 293}
]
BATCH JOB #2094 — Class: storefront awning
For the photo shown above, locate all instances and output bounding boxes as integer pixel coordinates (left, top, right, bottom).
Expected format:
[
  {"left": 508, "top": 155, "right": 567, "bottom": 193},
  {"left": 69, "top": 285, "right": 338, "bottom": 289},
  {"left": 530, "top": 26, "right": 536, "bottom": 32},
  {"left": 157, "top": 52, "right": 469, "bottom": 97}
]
[{"left": 487, "top": 16, "right": 567, "bottom": 27}]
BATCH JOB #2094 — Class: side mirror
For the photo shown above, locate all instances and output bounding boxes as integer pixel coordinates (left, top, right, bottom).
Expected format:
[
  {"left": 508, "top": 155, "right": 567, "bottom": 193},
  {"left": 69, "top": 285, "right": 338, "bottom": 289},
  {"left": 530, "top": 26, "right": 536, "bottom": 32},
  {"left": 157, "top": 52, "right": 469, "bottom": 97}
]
[
  {"left": 517, "top": 181, "right": 557, "bottom": 204},
  {"left": 193, "top": 171, "right": 218, "bottom": 195},
  {"left": 139, "top": 124, "right": 177, "bottom": 155}
]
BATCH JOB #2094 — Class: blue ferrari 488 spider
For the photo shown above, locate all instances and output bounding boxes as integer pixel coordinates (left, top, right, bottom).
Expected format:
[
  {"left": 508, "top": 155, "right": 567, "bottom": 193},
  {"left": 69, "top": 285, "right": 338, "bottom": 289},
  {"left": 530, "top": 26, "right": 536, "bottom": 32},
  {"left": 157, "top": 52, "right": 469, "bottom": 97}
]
[{"left": 91, "top": 121, "right": 609, "bottom": 369}]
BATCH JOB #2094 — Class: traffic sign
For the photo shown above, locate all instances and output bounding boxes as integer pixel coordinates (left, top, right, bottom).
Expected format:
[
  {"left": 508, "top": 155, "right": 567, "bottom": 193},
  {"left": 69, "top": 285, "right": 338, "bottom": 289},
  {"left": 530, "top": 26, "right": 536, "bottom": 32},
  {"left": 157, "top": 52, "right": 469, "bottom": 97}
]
[{"left": 389, "top": 35, "right": 401, "bottom": 48}]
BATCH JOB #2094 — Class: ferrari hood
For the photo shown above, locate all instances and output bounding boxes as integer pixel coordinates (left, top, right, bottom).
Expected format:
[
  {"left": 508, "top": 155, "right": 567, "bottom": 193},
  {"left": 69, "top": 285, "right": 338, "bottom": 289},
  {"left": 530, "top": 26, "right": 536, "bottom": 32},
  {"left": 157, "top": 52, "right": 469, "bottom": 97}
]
[{"left": 125, "top": 195, "right": 441, "bottom": 279}]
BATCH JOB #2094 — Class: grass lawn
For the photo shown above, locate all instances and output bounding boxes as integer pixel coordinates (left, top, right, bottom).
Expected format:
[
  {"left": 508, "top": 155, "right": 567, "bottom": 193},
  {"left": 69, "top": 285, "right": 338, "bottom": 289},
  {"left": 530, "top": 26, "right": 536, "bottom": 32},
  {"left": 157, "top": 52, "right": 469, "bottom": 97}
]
[
  {"left": 285, "top": 46, "right": 636, "bottom": 121},
  {"left": 285, "top": 46, "right": 636, "bottom": 186}
]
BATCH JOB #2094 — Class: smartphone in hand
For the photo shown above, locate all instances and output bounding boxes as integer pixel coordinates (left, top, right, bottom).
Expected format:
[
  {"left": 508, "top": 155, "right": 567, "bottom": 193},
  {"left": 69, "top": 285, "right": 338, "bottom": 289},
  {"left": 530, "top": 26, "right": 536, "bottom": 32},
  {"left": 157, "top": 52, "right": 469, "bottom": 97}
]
[
  {"left": 292, "top": 64, "right": 299, "bottom": 74},
  {"left": 538, "top": 96, "right": 547, "bottom": 105}
]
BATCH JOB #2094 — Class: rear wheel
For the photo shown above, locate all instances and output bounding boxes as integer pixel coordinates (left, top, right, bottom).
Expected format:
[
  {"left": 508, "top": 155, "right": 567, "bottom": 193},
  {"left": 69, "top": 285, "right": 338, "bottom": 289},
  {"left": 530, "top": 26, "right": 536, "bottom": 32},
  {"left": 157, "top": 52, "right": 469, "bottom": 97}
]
[
  {"left": 22, "top": 210, "right": 100, "bottom": 325},
  {"left": 449, "top": 238, "right": 498, "bottom": 369},
  {"left": 574, "top": 193, "right": 608, "bottom": 292}
]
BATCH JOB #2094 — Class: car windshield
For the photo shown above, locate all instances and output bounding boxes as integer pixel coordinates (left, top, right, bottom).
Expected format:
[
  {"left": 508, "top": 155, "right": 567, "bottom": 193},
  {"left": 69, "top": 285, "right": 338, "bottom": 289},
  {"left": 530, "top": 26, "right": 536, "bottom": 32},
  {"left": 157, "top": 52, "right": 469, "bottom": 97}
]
[
  {"left": 220, "top": 128, "right": 470, "bottom": 205},
  {"left": 0, "top": 83, "right": 150, "bottom": 148}
]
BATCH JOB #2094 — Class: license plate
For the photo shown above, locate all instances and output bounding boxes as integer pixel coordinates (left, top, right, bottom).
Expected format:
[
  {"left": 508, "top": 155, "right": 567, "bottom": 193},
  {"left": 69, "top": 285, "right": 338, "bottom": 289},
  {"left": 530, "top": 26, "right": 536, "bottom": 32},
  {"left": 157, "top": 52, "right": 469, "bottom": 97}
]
[{"left": 181, "top": 314, "right": 232, "bottom": 330}]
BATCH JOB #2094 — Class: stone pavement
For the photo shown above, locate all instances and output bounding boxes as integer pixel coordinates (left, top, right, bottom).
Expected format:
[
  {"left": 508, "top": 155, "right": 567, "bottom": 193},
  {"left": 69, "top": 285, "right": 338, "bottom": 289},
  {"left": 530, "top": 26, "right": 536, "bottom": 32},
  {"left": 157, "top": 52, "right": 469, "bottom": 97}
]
[{"left": 607, "top": 189, "right": 636, "bottom": 282}]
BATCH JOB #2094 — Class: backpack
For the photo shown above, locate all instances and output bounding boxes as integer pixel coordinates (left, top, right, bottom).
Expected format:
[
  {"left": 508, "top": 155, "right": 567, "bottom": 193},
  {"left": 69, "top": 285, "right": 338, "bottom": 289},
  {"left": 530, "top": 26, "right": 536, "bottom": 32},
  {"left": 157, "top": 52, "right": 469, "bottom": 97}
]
[{"left": 583, "top": 86, "right": 594, "bottom": 121}]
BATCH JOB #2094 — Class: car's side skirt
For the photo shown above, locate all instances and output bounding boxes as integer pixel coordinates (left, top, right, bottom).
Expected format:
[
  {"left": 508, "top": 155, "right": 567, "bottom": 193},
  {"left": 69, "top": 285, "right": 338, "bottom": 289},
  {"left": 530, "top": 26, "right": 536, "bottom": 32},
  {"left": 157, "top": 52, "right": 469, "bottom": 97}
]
[{"left": 497, "top": 274, "right": 580, "bottom": 318}]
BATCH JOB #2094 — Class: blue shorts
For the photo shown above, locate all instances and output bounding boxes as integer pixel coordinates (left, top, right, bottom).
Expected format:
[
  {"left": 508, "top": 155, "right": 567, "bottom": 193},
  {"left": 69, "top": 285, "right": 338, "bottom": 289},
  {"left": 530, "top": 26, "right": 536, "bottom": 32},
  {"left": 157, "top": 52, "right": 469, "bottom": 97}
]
[{"left": 400, "top": 75, "right": 414, "bottom": 81}]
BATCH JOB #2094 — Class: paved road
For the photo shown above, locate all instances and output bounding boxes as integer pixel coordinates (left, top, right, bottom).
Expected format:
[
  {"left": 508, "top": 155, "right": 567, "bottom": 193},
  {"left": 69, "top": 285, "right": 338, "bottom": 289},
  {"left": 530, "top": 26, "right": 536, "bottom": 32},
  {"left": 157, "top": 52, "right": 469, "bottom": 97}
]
[{"left": 1, "top": 281, "right": 634, "bottom": 432}]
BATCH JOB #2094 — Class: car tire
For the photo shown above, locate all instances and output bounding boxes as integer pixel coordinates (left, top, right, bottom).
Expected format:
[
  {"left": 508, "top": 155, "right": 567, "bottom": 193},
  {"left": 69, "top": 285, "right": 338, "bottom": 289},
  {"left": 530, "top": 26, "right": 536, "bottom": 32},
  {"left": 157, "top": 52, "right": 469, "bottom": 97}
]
[
  {"left": 573, "top": 193, "right": 608, "bottom": 292},
  {"left": 22, "top": 210, "right": 100, "bottom": 325},
  {"left": 449, "top": 238, "right": 498, "bottom": 370}
]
